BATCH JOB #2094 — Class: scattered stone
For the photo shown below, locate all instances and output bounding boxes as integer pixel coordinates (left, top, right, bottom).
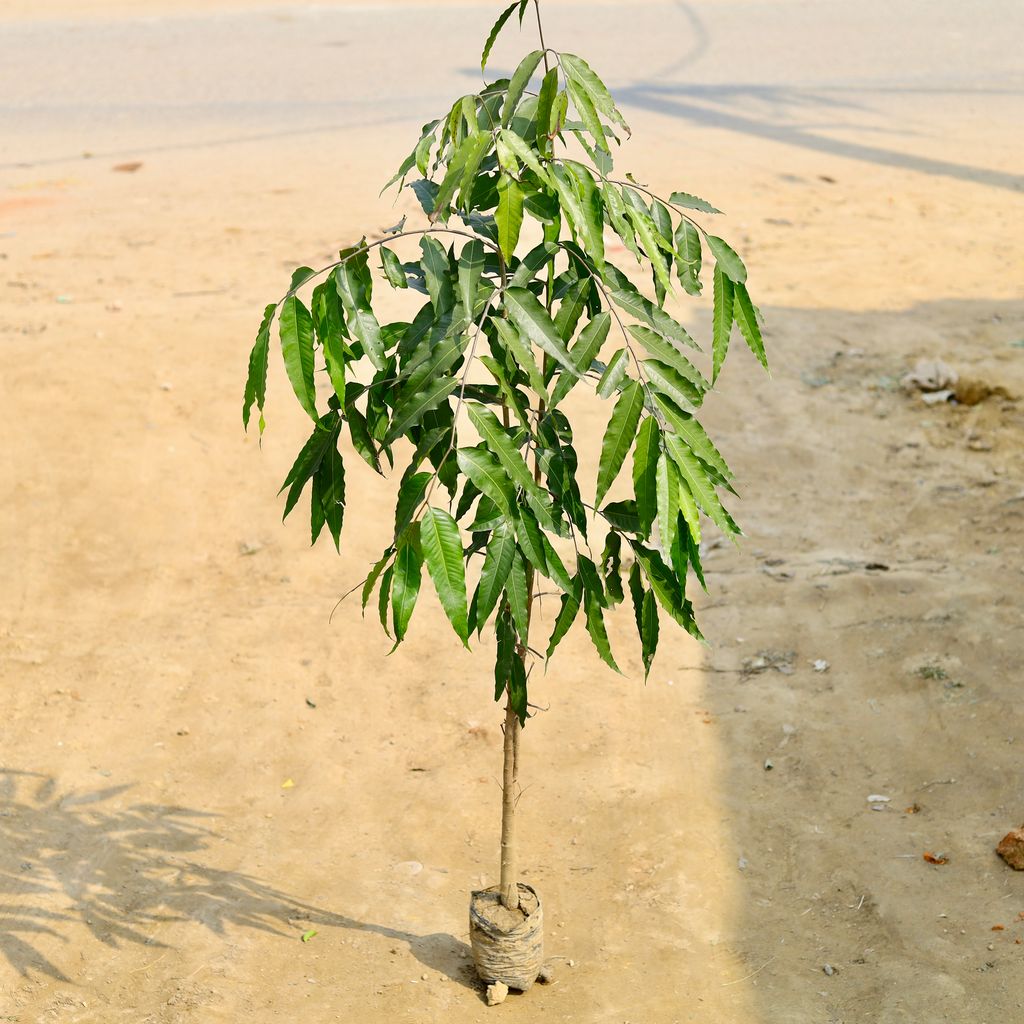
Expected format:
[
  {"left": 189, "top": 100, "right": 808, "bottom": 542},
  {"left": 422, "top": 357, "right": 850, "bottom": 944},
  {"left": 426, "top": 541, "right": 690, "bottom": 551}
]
[
  {"left": 996, "top": 826, "right": 1024, "bottom": 870},
  {"left": 486, "top": 982, "right": 509, "bottom": 1006},
  {"left": 822, "top": 963, "right": 836, "bottom": 977},
  {"left": 901, "top": 358, "right": 957, "bottom": 395},
  {"left": 763, "top": 758, "right": 774, "bottom": 771},
  {"left": 742, "top": 650, "right": 796, "bottom": 676},
  {"left": 812, "top": 659, "right": 830, "bottom": 673},
  {"left": 393, "top": 860, "right": 423, "bottom": 876}
]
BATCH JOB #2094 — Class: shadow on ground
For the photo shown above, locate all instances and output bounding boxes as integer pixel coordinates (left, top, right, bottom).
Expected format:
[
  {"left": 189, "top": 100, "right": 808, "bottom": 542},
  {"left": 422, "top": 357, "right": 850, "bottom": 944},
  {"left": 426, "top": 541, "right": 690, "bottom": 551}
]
[{"left": 0, "top": 769, "right": 477, "bottom": 992}]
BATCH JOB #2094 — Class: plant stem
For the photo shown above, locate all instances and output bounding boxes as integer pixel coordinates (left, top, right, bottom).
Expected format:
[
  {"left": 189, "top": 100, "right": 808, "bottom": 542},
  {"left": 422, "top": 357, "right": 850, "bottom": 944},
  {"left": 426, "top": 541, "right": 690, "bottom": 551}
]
[
  {"left": 534, "top": 1, "right": 550, "bottom": 74},
  {"left": 499, "top": 695, "right": 521, "bottom": 910}
]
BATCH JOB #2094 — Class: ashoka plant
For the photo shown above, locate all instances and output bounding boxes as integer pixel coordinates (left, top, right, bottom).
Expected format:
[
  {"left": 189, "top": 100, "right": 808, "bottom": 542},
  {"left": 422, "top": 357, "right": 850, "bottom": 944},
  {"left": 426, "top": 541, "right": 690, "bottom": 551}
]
[{"left": 242, "top": 0, "right": 767, "bottom": 998}]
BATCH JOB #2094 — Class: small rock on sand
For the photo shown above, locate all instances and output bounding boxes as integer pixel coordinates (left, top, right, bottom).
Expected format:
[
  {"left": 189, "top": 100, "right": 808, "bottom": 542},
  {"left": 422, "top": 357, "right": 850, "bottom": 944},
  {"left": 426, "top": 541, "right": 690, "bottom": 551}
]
[
  {"left": 996, "top": 826, "right": 1024, "bottom": 870},
  {"left": 486, "top": 981, "right": 509, "bottom": 1006}
]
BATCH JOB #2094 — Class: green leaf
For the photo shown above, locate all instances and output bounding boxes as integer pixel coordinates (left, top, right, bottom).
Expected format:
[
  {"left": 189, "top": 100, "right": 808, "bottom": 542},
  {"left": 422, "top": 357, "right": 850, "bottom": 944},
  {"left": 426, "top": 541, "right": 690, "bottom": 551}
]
[
  {"left": 509, "top": 653, "right": 528, "bottom": 726},
  {"left": 503, "top": 50, "right": 545, "bottom": 125},
  {"left": 640, "top": 588, "right": 659, "bottom": 679},
  {"left": 564, "top": 74, "right": 608, "bottom": 154},
  {"left": 653, "top": 394, "right": 733, "bottom": 482},
  {"left": 280, "top": 414, "right": 338, "bottom": 519},
  {"left": 655, "top": 451, "right": 679, "bottom": 555},
  {"left": 335, "top": 259, "right": 386, "bottom": 370},
  {"left": 394, "top": 471, "right": 431, "bottom": 539},
  {"left": 481, "top": 1, "right": 519, "bottom": 70},
  {"left": 596, "top": 347, "right": 629, "bottom": 398},
  {"left": 504, "top": 286, "right": 579, "bottom": 377},
  {"left": 420, "top": 507, "right": 469, "bottom": 645},
  {"left": 535, "top": 67, "right": 560, "bottom": 156},
  {"left": 514, "top": 508, "right": 548, "bottom": 575},
  {"left": 279, "top": 296, "right": 317, "bottom": 421},
  {"left": 603, "top": 183, "right": 643, "bottom": 263},
  {"left": 378, "top": 564, "right": 394, "bottom": 636},
  {"left": 712, "top": 266, "right": 734, "bottom": 383},
  {"left": 540, "top": 533, "right": 573, "bottom": 593},
  {"left": 391, "top": 524, "right": 423, "bottom": 642},
  {"left": 596, "top": 380, "right": 644, "bottom": 505},
  {"left": 585, "top": 591, "right": 620, "bottom": 672},
  {"left": 467, "top": 404, "right": 555, "bottom": 528},
  {"left": 474, "top": 521, "right": 516, "bottom": 631},
  {"left": 403, "top": 320, "right": 467, "bottom": 395},
  {"left": 419, "top": 236, "right": 455, "bottom": 315},
  {"left": 706, "top": 235, "right": 746, "bottom": 284},
  {"left": 624, "top": 205, "right": 673, "bottom": 296},
  {"left": 642, "top": 358, "right": 703, "bottom": 411},
  {"left": 733, "top": 282, "right": 768, "bottom": 371},
  {"left": 506, "top": 549, "right": 530, "bottom": 639},
  {"left": 496, "top": 128, "right": 552, "bottom": 185},
  {"left": 496, "top": 173, "right": 525, "bottom": 263},
  {"left": 385, "top": 375, "right": 457, "bottom": 444},
  {"left": 432, "top": 133, "right": 487, "bottom": 220},
  {"left": 243, "top": 303, "right": 275, "bottom": 432},
  {"left": 546, "top": 576, "right": 582, "bottom": 660},
  {"left": 600, "top": 499, "right": 640, "bottom": 535},
  {"left": 314, "top": 444, "right": 346, "bottom": 550},
  {"left": 603, "top": 264, "right": 700, "bottom": 351},
  {"left": 456, "top": 446, "right": 517, "bottom": 518},
  {"left": 628, "top": 560, "right": 645, "bottom": 634},
  {"left": 313, "top": 279, "right": 347, "bottom": 400},
  {"left": 562, "top": 161, "right": 606, "bottom": 272},
  {"left": 560, "top": 53, "right": 630, "bottom": 135},
  {"left": 549, "top": 311, "right": 610, "bottom": 408},
  {"left": 552, "top": 277, "right": 591, "bottom": 343},
  {"left": 664, "top": 433, "right": 740, "bottom": 537},
  {"left": 627, "top": 323, "right": 701, "bottom": 378},
  {"left": 677, "top": 479, "right": 702, "bottom": 548},
  {"left": 602, "top": 529, "right": 624, "bottom": 605},
  {"left": 362, "top": 549, "right": 393, "bottom": 614},
  {"left": 345, "top": 395, "right": 382, "bottom": 474},
  {"left": 629, "top": 541, "right": 693, "bottom": 632},
  {"left": 458, "top": 240, "right": 485, "bottom": 323},
  {"left": 380, "top": 246, "right": 408, "bottom": 289},
  {"left": 669, "top": 191, "right": 722, "bottom": 215},
  {"left": 632, "top": 415, "right": 660, "bottom": 537},
  {"left": 674, "top": 219, "right": 702, "bottom": 295},
  {"left": 494, "top": 605, "right": 515, "bottom": 699},
  {"left": 510, "top": 241, "right": 559, "bottom": 288},
  {"left": 493, "top": 317, "right": 548, "bottom": 403}
]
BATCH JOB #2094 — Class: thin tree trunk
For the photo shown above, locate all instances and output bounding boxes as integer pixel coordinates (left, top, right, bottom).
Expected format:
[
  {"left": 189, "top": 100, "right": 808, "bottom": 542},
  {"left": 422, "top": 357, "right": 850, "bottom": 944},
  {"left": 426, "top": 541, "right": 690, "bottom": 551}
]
[{"left": 499, "top": 693, "right": 521, "bottom": 910}]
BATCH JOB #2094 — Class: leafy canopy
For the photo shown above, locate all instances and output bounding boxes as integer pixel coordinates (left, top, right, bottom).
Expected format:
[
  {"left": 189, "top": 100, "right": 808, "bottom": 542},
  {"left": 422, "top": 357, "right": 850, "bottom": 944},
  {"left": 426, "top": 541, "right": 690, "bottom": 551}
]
[{"left": 242, "top": 0, "right": 768, "bottom": 725}]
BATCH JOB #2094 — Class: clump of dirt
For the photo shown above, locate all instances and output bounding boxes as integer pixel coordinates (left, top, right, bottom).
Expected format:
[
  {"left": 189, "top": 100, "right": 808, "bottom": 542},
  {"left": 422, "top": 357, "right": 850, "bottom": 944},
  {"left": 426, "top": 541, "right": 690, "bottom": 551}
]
[{"left": 471, "top": 886, "right": 539, "bottom": 932}]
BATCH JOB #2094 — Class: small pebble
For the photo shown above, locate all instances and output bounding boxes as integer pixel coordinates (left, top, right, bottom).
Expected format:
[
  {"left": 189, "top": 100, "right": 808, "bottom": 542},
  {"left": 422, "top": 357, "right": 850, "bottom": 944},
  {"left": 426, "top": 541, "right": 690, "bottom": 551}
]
[
  {"left": 764, "top": 758, "right": 774, "bottom": 771},
  {"left": 486, "top": 982, "right": 509, "bottom": 1006},
  {"left": 823, "top": 963, "right": 836, "bottom": 976},
  {"left": 421, "top": 972, "right": 429, "bottom": 981}
]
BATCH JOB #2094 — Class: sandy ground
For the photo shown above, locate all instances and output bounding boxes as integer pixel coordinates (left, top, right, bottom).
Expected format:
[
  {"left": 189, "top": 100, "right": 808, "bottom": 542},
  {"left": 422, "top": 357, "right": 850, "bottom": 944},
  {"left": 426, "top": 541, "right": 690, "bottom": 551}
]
[{"left": 2, "top": 2, "right": 1024, "bottom": 1021}]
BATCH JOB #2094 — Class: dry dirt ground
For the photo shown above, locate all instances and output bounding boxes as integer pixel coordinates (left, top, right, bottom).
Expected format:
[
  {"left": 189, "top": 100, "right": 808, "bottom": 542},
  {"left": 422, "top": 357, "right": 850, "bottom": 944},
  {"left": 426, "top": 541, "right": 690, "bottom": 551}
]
[{"left": 2, "top": 2, "right": 1024, "bottom": 1022}]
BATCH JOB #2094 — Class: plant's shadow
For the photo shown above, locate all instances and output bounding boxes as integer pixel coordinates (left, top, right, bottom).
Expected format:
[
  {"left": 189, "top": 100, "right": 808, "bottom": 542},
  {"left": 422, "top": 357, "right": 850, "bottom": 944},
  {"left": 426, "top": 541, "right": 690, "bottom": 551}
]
[{"left": 0, "top": 769, "right": 478, "bottom": 992}]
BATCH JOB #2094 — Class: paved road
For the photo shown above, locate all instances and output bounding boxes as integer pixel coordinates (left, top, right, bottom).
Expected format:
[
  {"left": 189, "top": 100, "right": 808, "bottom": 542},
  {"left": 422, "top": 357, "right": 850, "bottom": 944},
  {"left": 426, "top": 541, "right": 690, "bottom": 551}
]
[{"left": 2, "top": 0, "right": 1022, "bottom": 191}]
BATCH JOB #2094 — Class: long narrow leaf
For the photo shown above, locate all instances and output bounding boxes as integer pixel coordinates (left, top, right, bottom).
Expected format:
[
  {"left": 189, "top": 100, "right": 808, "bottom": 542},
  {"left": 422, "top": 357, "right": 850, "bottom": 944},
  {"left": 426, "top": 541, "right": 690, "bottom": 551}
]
[
  {"left": 596, "top": 381, "right": 644, "bottom": 504},
  {"left": 279, "top": 296, "right": 317, "bottom": 421},
  {"left": 421, "top": 507, "right": 469, "bottom": 645}
]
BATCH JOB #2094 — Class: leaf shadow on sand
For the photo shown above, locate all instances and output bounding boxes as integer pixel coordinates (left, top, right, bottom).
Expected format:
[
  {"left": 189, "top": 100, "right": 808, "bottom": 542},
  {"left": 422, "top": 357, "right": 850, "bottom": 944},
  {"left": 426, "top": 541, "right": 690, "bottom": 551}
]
[{"left": 0, "top": 769, "right": 479, "bottom": 993}]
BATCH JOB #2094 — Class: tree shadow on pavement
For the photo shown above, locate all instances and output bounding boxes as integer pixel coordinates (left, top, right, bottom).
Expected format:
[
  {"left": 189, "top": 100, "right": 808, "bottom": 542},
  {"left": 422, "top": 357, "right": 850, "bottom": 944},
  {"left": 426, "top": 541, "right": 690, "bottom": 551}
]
[{"left": 0, "top": 769, "right": 477, "bottom": 992}]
